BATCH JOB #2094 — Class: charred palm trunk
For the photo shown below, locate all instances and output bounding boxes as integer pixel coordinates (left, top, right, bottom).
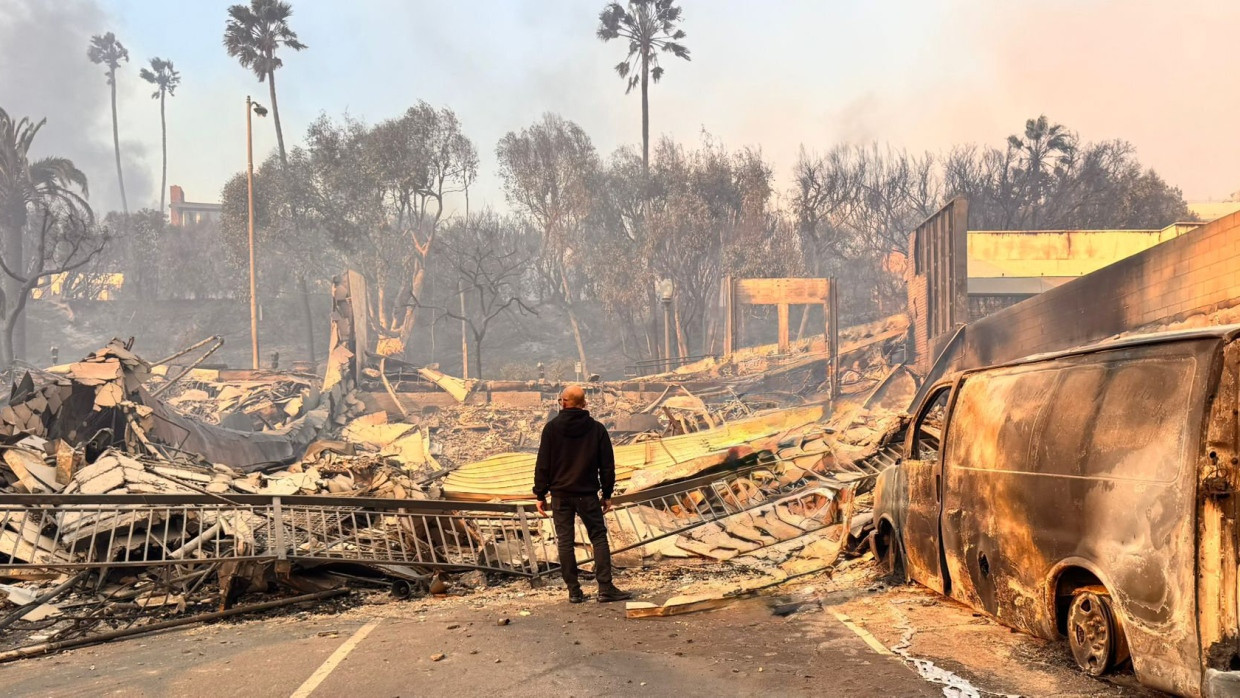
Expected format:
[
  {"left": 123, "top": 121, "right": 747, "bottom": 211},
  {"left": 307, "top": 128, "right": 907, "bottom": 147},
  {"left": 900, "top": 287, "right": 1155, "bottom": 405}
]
[
  {"left": 267, "top": 69, "right": 288, "bottom": 166},
  {"left": 158, "top": 90, "right": 167, "bottom": 214},
  {"left": 641, "top": 52, "right": 650, "bottom": 175},
  {"left": 110, "top": 69, "right": 128, "bottom": 215}
]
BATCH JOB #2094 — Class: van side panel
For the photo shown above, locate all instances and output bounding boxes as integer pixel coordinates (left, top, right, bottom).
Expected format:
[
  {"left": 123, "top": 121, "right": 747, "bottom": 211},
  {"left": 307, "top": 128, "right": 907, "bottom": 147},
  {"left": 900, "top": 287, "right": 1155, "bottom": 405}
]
[{"left": 940, "top": 341, "right": 1217, "bottom": 696}]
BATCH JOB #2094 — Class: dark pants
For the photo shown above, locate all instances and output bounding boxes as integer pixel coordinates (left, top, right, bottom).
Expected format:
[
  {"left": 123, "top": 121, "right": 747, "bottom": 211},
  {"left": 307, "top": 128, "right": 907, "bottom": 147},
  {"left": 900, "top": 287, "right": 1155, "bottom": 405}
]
[{"left": 551, "top": 494, "right": 613, "bottom": 590}]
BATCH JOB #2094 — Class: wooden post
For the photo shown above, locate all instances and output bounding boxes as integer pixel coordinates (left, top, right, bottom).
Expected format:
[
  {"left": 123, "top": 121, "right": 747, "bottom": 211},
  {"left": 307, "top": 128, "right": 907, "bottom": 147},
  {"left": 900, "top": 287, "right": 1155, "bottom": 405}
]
[
  {"left": 722, "top": 276, "right": 734, "bottom": 358},
  {"left": 777, "top": 303, "right": 790, "bottom": 353}
]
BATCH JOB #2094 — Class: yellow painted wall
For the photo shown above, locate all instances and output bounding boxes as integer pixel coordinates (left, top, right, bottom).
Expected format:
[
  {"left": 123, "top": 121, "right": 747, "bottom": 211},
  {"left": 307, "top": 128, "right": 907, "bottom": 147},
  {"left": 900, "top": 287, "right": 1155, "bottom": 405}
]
[
  {"left": 967, "top": 223, "right": 1199, "bottom": 279},
  {"left": 1188, "top": 201, "right": 1240, "bottom": 222}
]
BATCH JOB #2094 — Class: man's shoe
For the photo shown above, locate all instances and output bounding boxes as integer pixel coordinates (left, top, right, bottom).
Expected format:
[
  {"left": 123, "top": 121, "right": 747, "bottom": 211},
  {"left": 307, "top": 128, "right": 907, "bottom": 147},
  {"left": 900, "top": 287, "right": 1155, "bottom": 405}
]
[
  {"left": 596, "top": 585, "right": 632, "bottom": 603},
  {"left": 568, "top": 588, "right": 586, "bottom": 604}
]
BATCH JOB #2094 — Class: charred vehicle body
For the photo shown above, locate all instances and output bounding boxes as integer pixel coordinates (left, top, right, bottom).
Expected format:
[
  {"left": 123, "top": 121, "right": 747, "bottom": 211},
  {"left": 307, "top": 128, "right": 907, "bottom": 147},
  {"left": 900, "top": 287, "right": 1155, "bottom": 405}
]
[{"left": 872, "top": 326, "right": 1240, "bottom": 697}]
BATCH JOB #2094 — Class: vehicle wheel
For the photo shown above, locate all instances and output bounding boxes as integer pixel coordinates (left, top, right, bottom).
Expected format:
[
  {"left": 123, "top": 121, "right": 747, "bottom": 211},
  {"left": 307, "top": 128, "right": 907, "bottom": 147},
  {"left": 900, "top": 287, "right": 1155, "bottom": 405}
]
[
  {"left": 869, "top": 524, "right": 904, "bottom": 579},
  {"left": 1067, "top": 590, "right": 1129, "bottom": 676}
]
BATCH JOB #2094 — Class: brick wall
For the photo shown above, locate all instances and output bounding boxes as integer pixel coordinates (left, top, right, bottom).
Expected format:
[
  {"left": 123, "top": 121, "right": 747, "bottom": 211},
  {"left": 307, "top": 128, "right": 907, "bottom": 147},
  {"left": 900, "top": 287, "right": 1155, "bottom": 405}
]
[
  {"left": 944, "top": 210, "right": 1240, "bottom": 371},
  {"left": 906, "top": 198, "right": 969, "bottom": 371}
]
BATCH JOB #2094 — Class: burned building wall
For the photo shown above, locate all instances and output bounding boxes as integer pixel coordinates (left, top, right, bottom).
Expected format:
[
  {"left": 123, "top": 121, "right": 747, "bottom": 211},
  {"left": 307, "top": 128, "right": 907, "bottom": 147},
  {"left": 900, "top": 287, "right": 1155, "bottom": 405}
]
[
  {"left": 906, "top": 198, "right": 969, "bottom": 372},
  {"left": 945, "top": 210, "right": 1240, "bottom": 372}
]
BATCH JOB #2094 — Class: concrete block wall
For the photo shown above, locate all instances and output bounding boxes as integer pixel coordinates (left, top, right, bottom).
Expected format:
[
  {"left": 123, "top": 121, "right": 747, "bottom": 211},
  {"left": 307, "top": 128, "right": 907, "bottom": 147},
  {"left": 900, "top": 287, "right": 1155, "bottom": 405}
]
[{"left": 952, "top": 210, "right": 1240, "bottom": 370}]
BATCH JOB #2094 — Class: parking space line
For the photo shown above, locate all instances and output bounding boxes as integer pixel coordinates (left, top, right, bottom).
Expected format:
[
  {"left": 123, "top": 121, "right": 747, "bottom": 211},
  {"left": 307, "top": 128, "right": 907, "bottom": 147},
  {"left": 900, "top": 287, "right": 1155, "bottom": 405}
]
[
  {"left": 290, "top": 619, "right": 382, "bottom": 698},
  {"left": 829, "top": 610, "right": 893, "bottom": 656}
]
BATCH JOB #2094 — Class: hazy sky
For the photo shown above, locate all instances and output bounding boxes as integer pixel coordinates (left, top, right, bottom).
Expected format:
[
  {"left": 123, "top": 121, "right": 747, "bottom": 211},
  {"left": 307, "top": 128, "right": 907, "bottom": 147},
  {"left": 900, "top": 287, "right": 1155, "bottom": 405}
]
[{"left": 3, "top": 0, "right": 1239, "bottom": 216}]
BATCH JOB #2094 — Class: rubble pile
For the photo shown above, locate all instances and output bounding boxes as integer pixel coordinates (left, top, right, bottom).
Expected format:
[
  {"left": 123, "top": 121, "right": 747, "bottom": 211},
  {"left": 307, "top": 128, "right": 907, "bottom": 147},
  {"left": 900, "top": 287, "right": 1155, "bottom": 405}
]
[
  {"left": 0, "top": 270, "right": 912, "bottom": 659},
  {"left": 159, "top": 371, "right": 317, "bottom": 430}
]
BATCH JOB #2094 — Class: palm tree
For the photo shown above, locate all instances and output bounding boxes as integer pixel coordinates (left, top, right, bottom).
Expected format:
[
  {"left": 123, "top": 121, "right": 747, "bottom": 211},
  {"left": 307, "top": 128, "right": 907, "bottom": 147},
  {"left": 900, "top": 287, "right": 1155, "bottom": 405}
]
[
  {"left": 139, "top": 58, "right": 180, "bottom": 215},
  {"left": 597, "top": 0, "right": 689, "bottom": 174},
  {"left": 0, "top": 108, "right": 91, "bottom": 363},
  {"left": 223, "top": 0, "right": 306, "bottom": 166},
  {"left": 87, "top": 32, "right": 129, "bottom": 214},
  {"left": 1007, "top": 115, "right": 1076, "bottom": 228}
]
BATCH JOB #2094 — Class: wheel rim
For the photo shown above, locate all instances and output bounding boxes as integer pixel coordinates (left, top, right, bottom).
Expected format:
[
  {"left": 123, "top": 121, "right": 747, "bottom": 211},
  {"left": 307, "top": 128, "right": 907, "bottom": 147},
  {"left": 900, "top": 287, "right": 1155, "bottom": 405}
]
[{"left": 1068, "top": 592, "right": 1116, "bottom": 676}]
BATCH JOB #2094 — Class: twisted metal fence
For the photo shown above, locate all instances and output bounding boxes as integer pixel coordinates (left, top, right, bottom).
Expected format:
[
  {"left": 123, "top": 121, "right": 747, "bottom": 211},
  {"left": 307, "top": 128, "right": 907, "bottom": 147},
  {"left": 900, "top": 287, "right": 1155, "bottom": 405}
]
[{"left": 0, "top": 445, "right": 898, "bottom": 581}]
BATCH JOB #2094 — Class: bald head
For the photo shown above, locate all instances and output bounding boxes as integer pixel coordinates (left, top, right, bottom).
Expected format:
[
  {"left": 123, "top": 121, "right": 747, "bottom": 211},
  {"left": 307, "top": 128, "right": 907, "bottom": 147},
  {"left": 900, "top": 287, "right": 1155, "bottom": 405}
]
[{"left": 559, "top": 385, "right": 586, "bottom": 409}]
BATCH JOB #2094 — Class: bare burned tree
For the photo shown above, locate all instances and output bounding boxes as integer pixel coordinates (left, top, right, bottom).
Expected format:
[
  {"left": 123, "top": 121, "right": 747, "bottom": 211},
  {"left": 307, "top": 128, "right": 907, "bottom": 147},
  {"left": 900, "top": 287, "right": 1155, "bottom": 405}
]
[
  {"left": 496, "top": 113, "right": 599, "bottom": 376},
  {"left": 0, "top": 109, "right": 92, "bottom": 363},
  {"left": 416, "top": 211, "right": 536, "bottom": 378},
  {"left": 365, "top": 103, "right": 478, "bottom": 355},
  {"left": 0, "top": 202, "right": 107, "bottom": 365},
  {"left": 791, "top": 144, "right": 939, "bottom": 318},
  {"left": 586, "top": 136, "right": 795, "bottom": 360}
]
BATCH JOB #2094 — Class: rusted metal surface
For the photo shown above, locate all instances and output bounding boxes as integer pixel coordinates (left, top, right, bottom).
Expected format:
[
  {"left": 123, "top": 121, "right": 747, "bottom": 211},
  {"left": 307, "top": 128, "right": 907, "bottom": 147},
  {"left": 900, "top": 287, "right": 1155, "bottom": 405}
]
[{"left": 875, "top": 327, "right": 1240, "bottom": 696}]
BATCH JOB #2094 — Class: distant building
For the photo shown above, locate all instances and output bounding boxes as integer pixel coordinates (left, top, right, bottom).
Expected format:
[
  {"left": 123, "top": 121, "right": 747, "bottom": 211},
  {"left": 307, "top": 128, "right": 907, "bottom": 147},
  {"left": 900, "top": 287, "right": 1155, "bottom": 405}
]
[
  {"left": 169, "top": 185, "right": 221, "bottom": 227},
  {"left": 966, "top": 222, "right": 1202, "bottom": 319},
  {"left": 1187, "top": 200, "right": 1240, "bottom": 222}
]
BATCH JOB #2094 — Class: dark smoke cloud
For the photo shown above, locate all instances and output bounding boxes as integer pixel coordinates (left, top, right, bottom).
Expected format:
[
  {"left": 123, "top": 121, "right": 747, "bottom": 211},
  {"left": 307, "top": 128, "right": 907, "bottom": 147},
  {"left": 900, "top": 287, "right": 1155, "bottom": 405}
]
[{"left": 0, "top": 0, "right": 152, "bottom": 214}]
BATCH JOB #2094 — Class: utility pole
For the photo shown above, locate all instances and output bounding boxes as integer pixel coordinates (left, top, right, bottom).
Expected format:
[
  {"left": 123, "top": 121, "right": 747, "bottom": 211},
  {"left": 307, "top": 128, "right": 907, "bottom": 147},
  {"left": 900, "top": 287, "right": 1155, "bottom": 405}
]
[{"left": 246, "top": 96, "right": 267, "bottom": 370}]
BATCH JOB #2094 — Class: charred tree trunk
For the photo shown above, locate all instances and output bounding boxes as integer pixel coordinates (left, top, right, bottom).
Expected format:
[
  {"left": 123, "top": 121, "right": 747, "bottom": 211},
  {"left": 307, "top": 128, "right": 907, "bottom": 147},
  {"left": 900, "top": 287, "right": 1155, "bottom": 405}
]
[
  {"left": 3, "top": 277, "right": 34, "bottom": 369},
  {"left": 560, "top": 266, "right": 588, "bottom": 378},
  {"left": 796, "top": 304, "right": 811, "bottom": 341},
  {"left": 471, "top": 329, "right": 484, "bottom": 379},
  {"left": 673, "top": 299, "right": 688, "bottom": 361},
  {"left": 1, "top": 212, "right": 23, "bottom": 365}
]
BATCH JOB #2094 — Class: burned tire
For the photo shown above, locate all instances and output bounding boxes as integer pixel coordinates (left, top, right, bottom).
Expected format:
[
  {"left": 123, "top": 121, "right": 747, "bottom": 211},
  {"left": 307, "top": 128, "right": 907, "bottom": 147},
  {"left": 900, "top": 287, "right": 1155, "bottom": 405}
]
[
  {"left": 1067, "top": 590, "right": 1129, "bottom": 676},
  {"left": 869, "top": 523, "right": 904, "bottom": 579}
]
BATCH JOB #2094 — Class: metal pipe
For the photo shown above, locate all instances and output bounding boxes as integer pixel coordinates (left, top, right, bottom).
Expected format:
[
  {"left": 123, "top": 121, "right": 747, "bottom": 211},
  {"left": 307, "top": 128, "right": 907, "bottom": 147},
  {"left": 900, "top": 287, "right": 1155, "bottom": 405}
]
[
  {"left": 167, "top": 521, "right": 223, "bottom": 560},
  {"left": 0, "top": 589, "right": 347, "bottom": 663},
  {"left": 150, "top": 336, "right": 225, "bottom": 397},
  {"left": 151, "top": 335, "right": 224, "bottom": 368}
]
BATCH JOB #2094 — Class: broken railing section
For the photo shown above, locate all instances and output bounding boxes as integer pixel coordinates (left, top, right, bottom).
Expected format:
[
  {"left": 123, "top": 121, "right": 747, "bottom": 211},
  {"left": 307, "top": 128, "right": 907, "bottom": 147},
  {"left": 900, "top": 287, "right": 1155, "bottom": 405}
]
[
  {"left": 0, "top": 442, "right": 892, "bottom": 656},
  {"left": 0, "top": 446, "right": 890, "bottom": 579}
]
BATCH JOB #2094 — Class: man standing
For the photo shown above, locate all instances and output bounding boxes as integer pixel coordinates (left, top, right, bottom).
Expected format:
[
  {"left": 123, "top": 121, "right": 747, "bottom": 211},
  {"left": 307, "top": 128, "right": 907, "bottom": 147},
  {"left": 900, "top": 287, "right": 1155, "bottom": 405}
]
[{"left": 534, "top": 386, "right": 631, "bottom": 604}]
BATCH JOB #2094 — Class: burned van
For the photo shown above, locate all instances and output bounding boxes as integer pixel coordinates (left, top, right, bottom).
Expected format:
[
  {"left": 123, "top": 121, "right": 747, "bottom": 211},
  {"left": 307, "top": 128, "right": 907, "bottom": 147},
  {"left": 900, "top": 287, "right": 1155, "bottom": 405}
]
[{"left": 872, "top": 325, "right": 1240, "bottom": 697}]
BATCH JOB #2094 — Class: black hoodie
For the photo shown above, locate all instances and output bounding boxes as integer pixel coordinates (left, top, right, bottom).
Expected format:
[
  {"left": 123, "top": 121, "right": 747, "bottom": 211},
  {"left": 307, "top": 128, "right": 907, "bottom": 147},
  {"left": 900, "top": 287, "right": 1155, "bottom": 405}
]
[{"left": 533, "top": 408, "right": 615, "bottom": 502}]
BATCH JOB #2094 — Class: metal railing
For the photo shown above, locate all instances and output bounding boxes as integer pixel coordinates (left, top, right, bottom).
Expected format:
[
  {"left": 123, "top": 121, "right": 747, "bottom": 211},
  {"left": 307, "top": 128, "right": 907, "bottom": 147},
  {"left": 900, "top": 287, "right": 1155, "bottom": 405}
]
[{"left": 0, "top": 445, "right": 899, "bottom": 581}]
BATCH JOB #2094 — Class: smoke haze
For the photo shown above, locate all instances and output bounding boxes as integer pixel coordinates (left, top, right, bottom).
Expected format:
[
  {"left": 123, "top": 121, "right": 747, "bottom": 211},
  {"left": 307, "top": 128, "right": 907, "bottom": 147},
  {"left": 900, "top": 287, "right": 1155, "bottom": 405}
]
[
  {"left": 1, "top": 0, "right": 153, "bottom": 214},
  {"left": 2, "top": 0, "right": 1236, "bottom": 217}
]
